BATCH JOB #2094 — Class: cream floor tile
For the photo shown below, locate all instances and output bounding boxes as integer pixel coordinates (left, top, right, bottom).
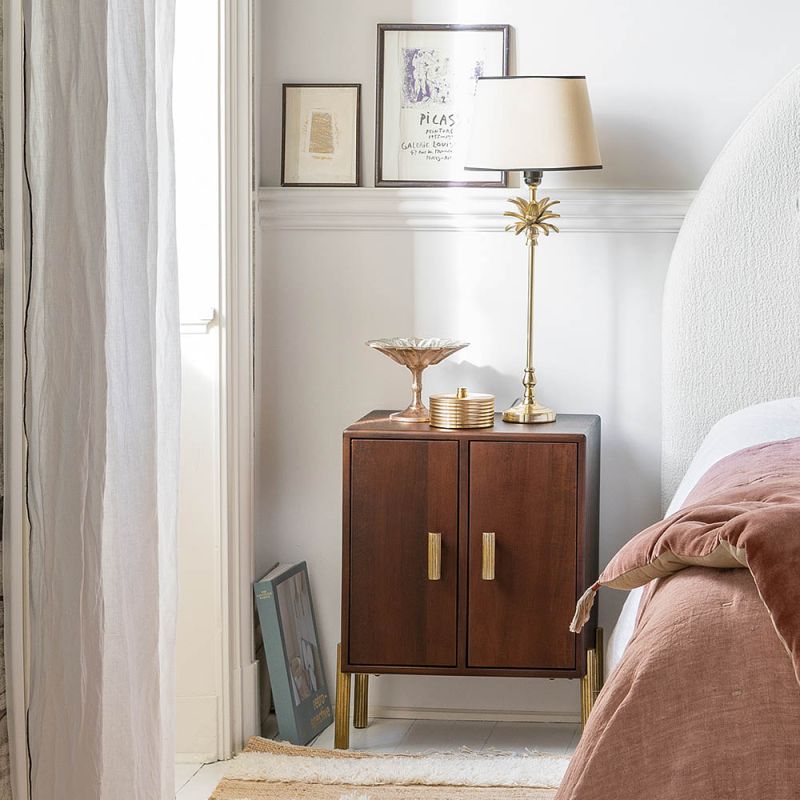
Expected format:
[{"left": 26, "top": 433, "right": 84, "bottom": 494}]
[
  {"left": 174, "top": 763, "right": 202, "bottom": 794},
  {"left": 396, "top": 719, "right": 496, "bottom": 754},
  {"left": 312, "top": 717, "right": 414, "bottom": 753},
  {"left": 176, "top": 761, "right": 230, "bottom": 800},
  {"left": 483, "top": 722, "right": 579, "bottom": 755}
]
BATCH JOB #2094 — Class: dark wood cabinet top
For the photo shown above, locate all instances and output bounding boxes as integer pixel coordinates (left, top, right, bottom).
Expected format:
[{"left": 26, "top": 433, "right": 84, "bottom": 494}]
[{"left": 346, "top": 411, "right": 600, "bottom": 441}]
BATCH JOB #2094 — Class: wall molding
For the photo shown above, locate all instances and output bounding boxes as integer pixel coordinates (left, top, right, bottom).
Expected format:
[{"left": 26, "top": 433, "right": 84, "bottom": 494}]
[
  {"left": 371, "top": 705, "right": 579, "bottom": 725},
  {"left": 219, "top": 0, "right": 258, "bottom": 760},
  {"left": 258, "top": 186, "right": 696, "bottom": 233}
]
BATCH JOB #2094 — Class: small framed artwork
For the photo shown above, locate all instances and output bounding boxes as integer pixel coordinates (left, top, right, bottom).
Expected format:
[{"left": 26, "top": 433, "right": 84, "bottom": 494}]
[
  {"left": 376, "top": 24, "right": 509, "bottom": 187},
  {"left": 281, "top": 83, "right": 361, "bottom": 187}
]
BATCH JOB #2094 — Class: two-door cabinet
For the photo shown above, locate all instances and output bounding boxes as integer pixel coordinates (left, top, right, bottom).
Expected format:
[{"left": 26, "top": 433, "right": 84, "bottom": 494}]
[{"left": 335, "top": 411, "right": 602, "bottom": 748}]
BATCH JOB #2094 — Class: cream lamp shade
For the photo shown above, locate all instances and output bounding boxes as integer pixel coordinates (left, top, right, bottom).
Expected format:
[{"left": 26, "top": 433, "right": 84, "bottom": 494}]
[{"left": 465, "top": 76, "right": 602, "bottom": 172}]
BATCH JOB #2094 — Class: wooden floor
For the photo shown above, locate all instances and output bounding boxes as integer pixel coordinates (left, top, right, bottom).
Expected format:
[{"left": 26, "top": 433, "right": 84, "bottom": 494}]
[{"left": 176, "top": 718, "right": 580, "bottom": 798}]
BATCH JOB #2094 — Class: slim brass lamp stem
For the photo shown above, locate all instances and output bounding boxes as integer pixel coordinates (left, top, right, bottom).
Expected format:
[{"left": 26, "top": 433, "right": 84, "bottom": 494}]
[
  {"left": 523, "top": 183, "right": 538, "bottom": 408},
  {"left": 501, "top": 169, "right": 557, "bottom": 424}
]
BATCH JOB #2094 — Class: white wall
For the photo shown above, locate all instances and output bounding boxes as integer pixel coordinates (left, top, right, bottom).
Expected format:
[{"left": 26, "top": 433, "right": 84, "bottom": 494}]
[
  {"left": 255, "top": 0, "right": 800, "bottom": 720},
  {"left": 259, "top": 0, "right": 800, "bottom": 190}
]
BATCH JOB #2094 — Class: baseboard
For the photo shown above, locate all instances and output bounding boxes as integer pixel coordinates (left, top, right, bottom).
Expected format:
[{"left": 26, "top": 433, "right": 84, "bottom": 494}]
[
  {"left": 370, "top": 705, "right": 580, "bottom": 724},
  {"left": 175, "top": 752, "right": 218, "bottom": 765},
  {"left": 176, "top": 695, "right": 219, "bottom": 757},
  {"left": 243, "top": 659, "right": 261, "bottom": 741}
]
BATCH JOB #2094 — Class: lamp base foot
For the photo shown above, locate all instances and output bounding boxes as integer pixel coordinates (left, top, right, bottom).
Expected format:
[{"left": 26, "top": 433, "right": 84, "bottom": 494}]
[{"left": 502, "top": 400, "right": 556, "bottom": 424}]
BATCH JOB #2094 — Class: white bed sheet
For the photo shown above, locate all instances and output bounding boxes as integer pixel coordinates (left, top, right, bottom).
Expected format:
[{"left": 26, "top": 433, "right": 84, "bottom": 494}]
[{"left": 605, "top": 397, "right": 800, "bottom": 677}]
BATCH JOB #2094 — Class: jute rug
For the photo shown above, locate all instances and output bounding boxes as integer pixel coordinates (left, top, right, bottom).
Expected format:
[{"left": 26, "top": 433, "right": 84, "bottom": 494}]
[{"left": 210, "top": 737, "right": 564, "bottom": 799}]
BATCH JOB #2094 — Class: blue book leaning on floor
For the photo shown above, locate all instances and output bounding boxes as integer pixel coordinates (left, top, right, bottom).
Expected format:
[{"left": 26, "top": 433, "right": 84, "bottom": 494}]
[{"left": 254, "top": 561, "right": 333, "bottom": 745}]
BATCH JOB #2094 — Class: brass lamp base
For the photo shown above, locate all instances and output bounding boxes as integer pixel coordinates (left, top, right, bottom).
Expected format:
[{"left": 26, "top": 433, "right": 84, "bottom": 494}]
[
  {"left": 502, "top": 399, "right": 556, "bottom": 424},
  {"left": 501, "top": 171, "right": 561, "bottom": 427}
]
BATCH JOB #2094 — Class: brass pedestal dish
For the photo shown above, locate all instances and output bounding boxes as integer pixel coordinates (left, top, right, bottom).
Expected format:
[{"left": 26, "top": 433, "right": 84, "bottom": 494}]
[{"left": 366, "top": 338, "right": 469, "bottom": 423}]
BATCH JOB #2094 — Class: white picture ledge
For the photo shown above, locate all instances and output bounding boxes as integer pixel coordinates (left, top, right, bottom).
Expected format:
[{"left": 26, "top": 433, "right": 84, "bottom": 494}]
[{"left": 257, "top": 186, "right": 696, "bottom": 233}]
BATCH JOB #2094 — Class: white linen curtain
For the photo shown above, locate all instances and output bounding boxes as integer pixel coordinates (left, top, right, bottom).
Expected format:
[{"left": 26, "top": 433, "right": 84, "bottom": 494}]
[{"left": 26, "top": 1, "right": 179, "bottom": 798}]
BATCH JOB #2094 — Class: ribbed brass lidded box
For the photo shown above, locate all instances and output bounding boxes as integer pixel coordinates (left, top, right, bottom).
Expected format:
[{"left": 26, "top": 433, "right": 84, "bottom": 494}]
[{"left": 429, "top": 387, "right": 495, "bottom": 429}]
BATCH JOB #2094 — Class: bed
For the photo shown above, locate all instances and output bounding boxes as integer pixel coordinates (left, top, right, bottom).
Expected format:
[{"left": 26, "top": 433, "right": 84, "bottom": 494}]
[
  {"left": 556, "top": 66, "right": 800, "bottom": 799},
  {"left": 605, "top": 397, "right": 800, "bottom": 673}
]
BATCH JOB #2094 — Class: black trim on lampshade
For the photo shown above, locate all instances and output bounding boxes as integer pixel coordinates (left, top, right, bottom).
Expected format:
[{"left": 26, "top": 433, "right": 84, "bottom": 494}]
[
  {"left": 464, "top": 164, "right": 603, "bottom": 172},
  {"left": 475, "top": 75, "right": 587, "bottom": 81}
]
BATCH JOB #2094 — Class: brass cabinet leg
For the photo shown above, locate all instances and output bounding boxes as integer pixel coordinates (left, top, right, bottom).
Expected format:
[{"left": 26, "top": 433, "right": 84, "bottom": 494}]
[
  {"left": 580, "top": 627, "right": 604, "bottom": 730},
  {"left": 334, "top": 643, "right": 351, "bottom": 749},
  {"left": 580, "top": 670, "right": 592, "bottom": 727},
  {"left": 353, "top": 674, "right": 369, "bottom": 729},
  {"left": 595, "top": 627, "right": 604, "bottom": 692}
]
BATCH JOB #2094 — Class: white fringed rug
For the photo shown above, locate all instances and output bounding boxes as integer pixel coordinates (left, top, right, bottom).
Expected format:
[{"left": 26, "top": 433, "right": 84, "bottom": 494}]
[{"left": 211, "top": 737, "right": 565, "bottom": 799}]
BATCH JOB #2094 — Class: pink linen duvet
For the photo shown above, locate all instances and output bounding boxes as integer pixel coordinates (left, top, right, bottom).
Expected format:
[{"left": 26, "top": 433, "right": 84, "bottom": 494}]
[{"left": 557, "top": 438, "right": 800, "bottom": 799}]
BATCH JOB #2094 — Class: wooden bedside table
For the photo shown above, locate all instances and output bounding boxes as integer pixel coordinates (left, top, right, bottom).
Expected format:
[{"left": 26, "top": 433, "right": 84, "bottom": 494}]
[{"left": 334, "top": 411, "right": 601, "bottom": 748}]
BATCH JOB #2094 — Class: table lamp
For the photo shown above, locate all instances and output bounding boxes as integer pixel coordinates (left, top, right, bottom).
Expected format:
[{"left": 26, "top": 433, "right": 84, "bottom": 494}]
[{"left": 465, "top": 76, "right": 602, "bottom": 423}]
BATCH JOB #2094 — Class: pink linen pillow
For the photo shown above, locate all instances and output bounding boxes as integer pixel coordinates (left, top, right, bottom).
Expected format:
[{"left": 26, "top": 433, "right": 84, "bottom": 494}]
[{"left": 571, "top": 437, "right": 800, "bottom": 686}]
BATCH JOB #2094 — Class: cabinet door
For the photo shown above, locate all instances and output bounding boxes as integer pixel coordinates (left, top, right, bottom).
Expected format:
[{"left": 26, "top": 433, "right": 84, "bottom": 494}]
[
  {"left": 348, "top": 439, "right": 458, "bottom": 667},
  {"left": 468, "top": 441, "right": 577, "bottom": 670}
]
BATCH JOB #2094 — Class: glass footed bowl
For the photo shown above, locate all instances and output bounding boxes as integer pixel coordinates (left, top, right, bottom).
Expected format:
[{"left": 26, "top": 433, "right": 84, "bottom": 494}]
[{"left": 366, "top": 337, "right": 470, "bottom": 423}]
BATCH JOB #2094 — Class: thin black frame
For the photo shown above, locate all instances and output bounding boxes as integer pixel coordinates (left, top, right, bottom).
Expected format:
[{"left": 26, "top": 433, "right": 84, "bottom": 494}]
[{"left": 281, "top": 83, "right": 362, "bottom": 187}]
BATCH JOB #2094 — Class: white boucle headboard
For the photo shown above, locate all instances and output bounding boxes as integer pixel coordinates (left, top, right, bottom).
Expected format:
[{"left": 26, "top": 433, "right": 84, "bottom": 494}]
[{"left": 662, "top": 67, "right": 800, "bottom": 508}]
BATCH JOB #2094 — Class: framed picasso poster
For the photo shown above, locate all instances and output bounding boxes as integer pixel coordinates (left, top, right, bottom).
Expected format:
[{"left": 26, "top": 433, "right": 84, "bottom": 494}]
[
  {"left": 281, "top": 83, "right": 361, "bottom": 187},
  {"left": 375, "top": 24, "right": 509, "bottom": 187}
]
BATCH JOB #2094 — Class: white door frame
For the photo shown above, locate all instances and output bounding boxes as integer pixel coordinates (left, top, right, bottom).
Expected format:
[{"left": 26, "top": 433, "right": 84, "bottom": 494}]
[{"left": 219, "top": 0, "right": 259, "bottom": 756}]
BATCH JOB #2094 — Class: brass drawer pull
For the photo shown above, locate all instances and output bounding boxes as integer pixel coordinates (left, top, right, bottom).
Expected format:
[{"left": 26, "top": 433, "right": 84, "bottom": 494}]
[
  {"left": 482, "top": 532, "right": 496, "bottom": 580},
  {"left": 428, "top": 532, "right": 442, "bottom": 581}
]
